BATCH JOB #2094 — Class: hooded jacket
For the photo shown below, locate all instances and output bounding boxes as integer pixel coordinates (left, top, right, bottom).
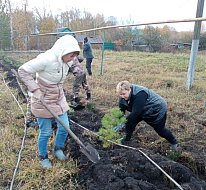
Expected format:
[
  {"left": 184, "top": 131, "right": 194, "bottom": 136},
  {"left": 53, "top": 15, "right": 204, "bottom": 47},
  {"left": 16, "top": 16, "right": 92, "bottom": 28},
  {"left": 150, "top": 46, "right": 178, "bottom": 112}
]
[
  {"left": 83, "top": 41, "right": 94, "bottom": 59},
  {"left": 18, "top": 35, "right": 80, "bottom": 118}
]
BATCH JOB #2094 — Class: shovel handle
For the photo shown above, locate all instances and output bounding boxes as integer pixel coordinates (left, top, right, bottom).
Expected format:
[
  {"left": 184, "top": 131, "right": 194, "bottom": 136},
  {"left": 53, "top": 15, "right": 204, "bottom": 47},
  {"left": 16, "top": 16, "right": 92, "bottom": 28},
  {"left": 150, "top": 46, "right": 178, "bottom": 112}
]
[
  {"left": 41, "top": 100, "right": 100, "bottom": 163},
  {"left": 12, "top": 69, "right": 100, "bottom": 163},
  {"left": 40, "top": 99, "right": 86, "bottom": 149}
]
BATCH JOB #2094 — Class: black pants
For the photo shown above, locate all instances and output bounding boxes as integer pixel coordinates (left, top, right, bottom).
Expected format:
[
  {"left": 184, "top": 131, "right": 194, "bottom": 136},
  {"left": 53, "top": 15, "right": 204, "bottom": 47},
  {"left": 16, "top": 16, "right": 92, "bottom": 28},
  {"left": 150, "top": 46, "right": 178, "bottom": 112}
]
[
  {"left": 86, "top": 58, "right": 93, "bottom": 75},
  {"left": 125, "top": 114, "right": 177, "bottom": 144}
]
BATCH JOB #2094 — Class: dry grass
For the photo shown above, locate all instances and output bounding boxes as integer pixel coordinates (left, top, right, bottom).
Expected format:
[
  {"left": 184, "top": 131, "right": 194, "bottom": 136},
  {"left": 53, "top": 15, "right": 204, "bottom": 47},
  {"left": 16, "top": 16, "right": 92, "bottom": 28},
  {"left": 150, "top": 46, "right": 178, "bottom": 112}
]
[{"left": 1, "top": 50, "right": 206, "bottom": 189}]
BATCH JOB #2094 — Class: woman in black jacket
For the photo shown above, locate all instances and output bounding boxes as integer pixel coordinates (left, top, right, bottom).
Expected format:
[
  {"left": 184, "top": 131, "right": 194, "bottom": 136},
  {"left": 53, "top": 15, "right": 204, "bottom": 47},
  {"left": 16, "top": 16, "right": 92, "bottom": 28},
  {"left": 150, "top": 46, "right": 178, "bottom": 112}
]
[{"left": 116, "top": 80, "right": 178, "bottom": 150}]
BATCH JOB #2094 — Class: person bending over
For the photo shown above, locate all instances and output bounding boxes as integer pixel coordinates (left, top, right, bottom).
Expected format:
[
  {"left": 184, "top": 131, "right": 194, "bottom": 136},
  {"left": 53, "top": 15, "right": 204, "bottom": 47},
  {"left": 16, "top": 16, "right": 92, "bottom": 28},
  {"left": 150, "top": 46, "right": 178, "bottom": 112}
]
[{"left": 116, "top": 80, "right": 178, "bottom": 150}]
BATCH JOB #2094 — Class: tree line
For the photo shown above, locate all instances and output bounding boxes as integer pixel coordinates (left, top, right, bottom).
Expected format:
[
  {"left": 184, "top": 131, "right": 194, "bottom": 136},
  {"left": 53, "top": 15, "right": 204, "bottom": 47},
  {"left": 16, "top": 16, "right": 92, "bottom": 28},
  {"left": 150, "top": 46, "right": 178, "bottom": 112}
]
[{"left": 1, "top": 0, "right": 206, "bottom": 51}]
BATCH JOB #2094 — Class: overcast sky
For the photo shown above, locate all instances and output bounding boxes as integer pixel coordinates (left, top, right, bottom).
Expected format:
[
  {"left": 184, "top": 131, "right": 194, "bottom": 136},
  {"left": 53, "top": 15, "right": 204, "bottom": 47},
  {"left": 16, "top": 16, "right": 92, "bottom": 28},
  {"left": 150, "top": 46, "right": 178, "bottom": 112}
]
[{"left": 12, "top": 0, "right": 206, "bottom": 32}]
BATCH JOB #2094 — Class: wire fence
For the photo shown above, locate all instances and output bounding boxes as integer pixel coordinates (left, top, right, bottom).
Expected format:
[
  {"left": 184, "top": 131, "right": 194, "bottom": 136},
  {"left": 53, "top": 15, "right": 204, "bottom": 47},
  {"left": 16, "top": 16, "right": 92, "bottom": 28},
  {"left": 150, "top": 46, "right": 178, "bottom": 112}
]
[{"left": 1, "top": 17, "right": 206, "bottom": 52}]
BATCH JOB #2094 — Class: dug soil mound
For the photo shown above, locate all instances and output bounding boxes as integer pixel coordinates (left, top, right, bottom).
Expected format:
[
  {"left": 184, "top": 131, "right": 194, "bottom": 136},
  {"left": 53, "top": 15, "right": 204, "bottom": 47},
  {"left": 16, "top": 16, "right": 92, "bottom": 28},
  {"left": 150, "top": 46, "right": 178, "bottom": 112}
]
[{"left": 67, "top": 109, "right": 206, "bottom": 190}]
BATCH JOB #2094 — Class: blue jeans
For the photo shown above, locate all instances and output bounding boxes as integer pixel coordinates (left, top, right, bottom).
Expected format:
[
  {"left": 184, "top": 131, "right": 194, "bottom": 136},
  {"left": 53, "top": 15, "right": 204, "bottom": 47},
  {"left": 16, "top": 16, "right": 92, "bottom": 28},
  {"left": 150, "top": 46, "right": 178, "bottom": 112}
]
[{"left": 37, "top": 112, "right": 69, "bottom": 159}]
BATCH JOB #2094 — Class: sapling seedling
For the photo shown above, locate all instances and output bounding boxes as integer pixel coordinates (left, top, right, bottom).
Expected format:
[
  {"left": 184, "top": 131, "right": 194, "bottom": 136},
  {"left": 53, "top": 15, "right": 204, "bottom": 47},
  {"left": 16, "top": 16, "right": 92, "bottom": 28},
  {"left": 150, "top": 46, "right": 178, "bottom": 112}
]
[{"left": 98, "top": 107, "right": 127, "bottom": 148}]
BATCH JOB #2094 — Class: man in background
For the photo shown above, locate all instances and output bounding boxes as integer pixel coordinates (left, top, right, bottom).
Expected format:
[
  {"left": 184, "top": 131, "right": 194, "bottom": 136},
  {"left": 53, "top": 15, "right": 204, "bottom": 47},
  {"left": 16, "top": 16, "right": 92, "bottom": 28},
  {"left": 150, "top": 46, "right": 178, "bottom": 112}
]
[{"left": 83, "top": 37, "right": 94, "bottom": 76}]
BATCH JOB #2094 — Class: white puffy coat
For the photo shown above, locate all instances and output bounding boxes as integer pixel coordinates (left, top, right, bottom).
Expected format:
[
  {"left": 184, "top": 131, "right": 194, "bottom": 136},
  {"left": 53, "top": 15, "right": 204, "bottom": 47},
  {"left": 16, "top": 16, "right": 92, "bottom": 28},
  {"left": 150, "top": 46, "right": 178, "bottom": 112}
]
[{"left": 18, "top": 35, "right": 80, "bottom": 118}]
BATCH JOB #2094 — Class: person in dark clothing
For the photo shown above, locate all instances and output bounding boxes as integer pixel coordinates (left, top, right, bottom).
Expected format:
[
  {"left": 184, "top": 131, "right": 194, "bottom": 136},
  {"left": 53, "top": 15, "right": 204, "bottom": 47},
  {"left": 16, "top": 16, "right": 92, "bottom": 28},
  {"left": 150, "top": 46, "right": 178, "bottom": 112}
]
[
  {"left": 116, "top": 80, "right": 178, "bottom": 150},
  {"left": 83, "top": 37, "right": 94, "bottom": 76}
]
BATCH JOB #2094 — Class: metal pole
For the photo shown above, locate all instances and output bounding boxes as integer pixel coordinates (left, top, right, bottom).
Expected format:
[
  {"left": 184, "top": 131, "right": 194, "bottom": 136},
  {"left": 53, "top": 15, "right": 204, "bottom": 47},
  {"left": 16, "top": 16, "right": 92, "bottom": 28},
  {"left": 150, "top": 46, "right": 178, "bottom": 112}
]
[
  {"left": 100, "top": 31, "right": 105, "bottom": 75},
  {"left": 187, "top": 0, "right": 205, "bottom": 90}
]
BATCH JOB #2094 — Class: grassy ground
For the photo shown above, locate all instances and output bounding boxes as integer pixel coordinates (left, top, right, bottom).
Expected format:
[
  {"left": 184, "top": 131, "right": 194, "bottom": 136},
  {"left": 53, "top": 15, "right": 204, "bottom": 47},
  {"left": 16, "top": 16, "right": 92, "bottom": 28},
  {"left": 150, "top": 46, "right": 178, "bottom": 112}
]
[{"left": 0, "top": 50, "right": 206, "bottom": 189}]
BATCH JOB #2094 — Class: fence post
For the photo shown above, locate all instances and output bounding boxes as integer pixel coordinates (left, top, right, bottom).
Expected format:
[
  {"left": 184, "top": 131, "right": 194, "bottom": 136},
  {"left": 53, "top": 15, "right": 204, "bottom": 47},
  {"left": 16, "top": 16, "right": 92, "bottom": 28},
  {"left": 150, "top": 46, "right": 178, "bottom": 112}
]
[{"left": 187, "top": 0, "right": 205, "bottom": 90}]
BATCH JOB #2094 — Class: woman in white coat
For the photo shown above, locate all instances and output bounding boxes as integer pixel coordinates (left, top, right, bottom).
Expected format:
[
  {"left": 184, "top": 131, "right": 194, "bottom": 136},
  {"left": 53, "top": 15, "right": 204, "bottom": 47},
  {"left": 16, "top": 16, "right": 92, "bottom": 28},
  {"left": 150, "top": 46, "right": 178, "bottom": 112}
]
[{"left": 18, "top": 35, "right": 80, "bottom": 169}]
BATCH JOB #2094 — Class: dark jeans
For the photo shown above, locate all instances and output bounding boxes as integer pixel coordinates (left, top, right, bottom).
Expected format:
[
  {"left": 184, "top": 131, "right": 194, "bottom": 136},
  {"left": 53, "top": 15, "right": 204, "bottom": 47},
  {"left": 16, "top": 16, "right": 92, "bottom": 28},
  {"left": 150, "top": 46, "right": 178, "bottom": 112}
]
[
  {"left": 125, "top": 114, "right": 177, "bottom": 144},
  {"left": 86, "top": 58, "right": 93, "bottom": 75}
]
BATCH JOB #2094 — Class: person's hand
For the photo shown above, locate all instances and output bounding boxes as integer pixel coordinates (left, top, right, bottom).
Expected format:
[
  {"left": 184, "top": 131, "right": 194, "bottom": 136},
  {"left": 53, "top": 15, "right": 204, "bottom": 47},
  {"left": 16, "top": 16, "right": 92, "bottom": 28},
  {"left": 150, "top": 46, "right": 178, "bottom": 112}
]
[
  {"left": 113, "top": 124, "right": 125, "bottom": 131},
  {"left": 77, "top": 55, "right": 84, "bottom": 63},
  {"left": 32, "top": 89, "right": 42, "bottom": 100}
]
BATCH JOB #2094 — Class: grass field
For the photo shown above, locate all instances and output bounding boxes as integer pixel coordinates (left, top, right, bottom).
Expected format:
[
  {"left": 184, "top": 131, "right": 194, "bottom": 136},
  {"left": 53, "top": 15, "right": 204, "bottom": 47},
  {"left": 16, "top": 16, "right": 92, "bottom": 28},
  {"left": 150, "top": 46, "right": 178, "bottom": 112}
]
[{"left": 0, "top": 50, "right": 206, "bottom": 189}]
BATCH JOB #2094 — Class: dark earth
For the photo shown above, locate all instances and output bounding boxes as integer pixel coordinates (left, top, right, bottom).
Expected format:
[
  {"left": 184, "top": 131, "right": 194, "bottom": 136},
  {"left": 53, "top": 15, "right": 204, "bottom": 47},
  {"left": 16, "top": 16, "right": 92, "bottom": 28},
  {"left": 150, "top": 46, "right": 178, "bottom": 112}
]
[
  {"left": 67, "top": 109, "right": 206, "bottom": 190},
  {"left": 0, "top": 59, "right": 206, "bottom": 190}
]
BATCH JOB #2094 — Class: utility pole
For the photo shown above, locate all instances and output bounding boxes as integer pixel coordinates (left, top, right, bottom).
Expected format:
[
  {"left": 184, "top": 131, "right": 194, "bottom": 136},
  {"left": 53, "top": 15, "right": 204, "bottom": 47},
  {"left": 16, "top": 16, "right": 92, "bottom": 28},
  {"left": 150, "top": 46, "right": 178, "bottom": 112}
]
[{"left": 187, "top": 0, "right": 205, "bottom": 90}]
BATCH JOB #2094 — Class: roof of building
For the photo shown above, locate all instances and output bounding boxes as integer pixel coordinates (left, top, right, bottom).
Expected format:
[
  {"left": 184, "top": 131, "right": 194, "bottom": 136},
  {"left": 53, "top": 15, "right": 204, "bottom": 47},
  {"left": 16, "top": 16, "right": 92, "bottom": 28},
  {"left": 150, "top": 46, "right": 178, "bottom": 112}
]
[
  {"left": 54, "top": 27, "right": 103, "bottom": 44},
  {"left": 75, "top": 34, "right": 103, "bottom": 44},
  {"left": 56, "top": 27, "right": 75, "bottom": 37}
]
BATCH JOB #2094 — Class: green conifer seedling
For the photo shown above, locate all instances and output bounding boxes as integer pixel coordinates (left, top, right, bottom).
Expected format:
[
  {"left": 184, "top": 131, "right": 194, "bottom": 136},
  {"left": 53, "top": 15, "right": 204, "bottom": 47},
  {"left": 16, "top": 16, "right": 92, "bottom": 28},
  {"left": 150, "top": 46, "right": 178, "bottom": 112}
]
[{"left": 98, "top": 107, "right": 127, "bottom": 148}]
